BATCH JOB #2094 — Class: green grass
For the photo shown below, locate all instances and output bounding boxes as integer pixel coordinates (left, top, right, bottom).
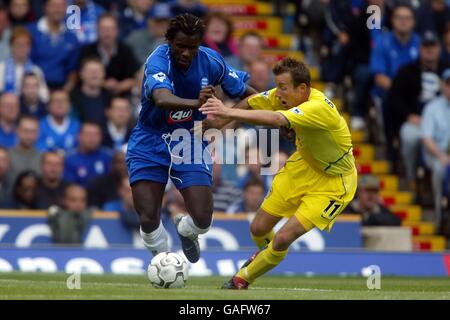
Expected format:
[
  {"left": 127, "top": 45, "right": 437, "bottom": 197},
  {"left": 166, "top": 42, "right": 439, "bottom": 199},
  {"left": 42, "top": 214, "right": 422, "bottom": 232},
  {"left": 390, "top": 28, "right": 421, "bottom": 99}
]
[{"left": 1, "top": 272, "right": 449, "bottom": 300}]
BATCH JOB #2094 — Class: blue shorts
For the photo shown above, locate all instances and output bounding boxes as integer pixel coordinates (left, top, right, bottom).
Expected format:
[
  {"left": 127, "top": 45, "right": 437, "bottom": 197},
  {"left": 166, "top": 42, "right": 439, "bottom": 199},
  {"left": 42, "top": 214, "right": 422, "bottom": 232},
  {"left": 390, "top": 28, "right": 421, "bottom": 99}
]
[{"left": 126, "top": 125, "right": 212, "bottom": 189}]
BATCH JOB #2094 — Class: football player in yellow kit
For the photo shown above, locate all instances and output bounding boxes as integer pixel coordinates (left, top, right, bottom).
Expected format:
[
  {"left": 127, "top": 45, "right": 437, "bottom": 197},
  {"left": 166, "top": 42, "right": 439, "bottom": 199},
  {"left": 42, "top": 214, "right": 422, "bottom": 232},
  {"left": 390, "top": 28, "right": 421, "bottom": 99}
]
[{"left": 200, "top": 58, "right": 358, "bottom": 289}]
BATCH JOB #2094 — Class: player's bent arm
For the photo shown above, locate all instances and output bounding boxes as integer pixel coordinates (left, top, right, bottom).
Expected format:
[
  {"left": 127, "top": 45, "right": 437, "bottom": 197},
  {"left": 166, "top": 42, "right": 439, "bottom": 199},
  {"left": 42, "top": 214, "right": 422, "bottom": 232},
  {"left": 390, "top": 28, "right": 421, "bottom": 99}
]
[
  {"left": 241, "top": 85, "right": 258, "bottom": 99},
  {"left": 153, "top": 88, "right": 199, "bottom": 110},
  {"left": 222, "top": 108, "right": 289, "bottom": 128}
]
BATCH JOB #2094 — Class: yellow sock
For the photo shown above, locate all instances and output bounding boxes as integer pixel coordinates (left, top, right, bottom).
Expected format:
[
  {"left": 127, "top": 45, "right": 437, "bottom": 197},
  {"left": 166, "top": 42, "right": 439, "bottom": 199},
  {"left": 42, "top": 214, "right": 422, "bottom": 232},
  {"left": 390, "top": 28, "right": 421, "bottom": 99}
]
[
  {"left": 250, "top": 230, "right": 275, "bottom": 249},
  {"left": 237, "top": 241, "right": 288, "bottom": 283}
]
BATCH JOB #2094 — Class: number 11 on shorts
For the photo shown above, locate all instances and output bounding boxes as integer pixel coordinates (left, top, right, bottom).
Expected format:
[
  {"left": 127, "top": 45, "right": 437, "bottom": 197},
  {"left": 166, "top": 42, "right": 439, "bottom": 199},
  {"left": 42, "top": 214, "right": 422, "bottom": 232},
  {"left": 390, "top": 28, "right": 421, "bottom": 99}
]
[{"left": 322, "top": 200, "right": 342, "bottom": 219}]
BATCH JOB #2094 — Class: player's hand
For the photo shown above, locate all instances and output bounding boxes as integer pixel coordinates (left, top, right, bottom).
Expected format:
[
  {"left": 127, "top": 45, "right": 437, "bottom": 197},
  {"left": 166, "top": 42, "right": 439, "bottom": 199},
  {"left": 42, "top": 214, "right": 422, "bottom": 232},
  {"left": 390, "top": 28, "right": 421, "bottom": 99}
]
[
  {"left": 280, "top": 126, "right": 295, "bottom": 142},
  {"left": 199, "top": 97, "right": 230, "bottom": 119},
  {"left": 198, "top": 85, "right": 216, "bottom": 107}
]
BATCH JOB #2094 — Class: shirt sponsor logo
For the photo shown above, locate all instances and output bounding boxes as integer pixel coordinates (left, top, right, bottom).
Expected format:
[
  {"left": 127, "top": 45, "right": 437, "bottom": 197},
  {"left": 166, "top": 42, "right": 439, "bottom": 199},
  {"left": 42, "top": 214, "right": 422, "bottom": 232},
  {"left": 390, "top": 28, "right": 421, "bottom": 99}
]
[{"left": 168, "top": 110, "right": 193, "bottom": 124}]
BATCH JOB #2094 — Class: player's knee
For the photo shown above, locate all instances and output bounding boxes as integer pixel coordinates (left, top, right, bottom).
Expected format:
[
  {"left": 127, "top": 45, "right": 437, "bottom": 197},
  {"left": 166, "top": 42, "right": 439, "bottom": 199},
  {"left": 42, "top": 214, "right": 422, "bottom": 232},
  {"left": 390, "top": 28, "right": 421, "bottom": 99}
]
[
  {"left": 272, "top": 232, "right": 293, "bottom": 251},
  {"left": 190, "top": 205, "right": 213, "bottom": 229},
  {"left": 250, "top": 220, "right": 268, "bottom": 237},
  {"left": 193, "top": 212, "right": 213, "bottom": 230},
  {"left": 138, "top": 214, "right": 160, "bottom": 232}
]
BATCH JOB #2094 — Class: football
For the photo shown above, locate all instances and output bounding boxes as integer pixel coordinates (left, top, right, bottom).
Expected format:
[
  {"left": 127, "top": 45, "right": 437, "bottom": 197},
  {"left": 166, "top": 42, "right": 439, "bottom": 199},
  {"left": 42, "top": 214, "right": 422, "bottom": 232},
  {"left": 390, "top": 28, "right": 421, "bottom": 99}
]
[{"left": 147, "top": 252, "right": 189, "bottom": 289}]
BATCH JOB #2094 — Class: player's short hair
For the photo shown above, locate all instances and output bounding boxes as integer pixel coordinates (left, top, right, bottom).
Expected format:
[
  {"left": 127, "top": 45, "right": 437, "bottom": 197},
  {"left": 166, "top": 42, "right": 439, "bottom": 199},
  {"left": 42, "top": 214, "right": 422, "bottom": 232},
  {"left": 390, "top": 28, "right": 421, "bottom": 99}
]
[
  {"left": 165, "top": 13, "right": 205, "bottom": 42},
  {"left": 273, "top": 58, "right": 311, "bottom": 88}
]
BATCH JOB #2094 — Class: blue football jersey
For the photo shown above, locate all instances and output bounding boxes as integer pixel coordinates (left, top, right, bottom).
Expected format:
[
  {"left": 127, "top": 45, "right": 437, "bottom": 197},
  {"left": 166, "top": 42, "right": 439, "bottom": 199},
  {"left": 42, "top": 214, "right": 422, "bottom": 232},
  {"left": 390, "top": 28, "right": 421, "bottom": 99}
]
[{"left": 138, "top": 44, "right": 249, "bottom": 133}]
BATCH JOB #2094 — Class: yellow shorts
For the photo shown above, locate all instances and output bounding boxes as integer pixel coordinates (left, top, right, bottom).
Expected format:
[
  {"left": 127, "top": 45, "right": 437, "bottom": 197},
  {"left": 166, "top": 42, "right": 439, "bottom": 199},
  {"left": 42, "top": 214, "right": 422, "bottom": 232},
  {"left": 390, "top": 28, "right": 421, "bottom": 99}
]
[{"left": 261, "top": 152, "right": 358, "bottom": 232}]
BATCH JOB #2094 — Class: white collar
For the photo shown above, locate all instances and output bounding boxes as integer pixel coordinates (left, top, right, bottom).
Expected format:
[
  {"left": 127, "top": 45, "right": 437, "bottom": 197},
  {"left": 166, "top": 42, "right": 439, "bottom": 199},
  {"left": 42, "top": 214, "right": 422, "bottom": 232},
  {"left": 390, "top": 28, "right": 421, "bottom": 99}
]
[
  {"left": 47, "top": 115, "right": 70, "bottom": 134},
  {"left": 107, "top": 121, "right": 127, "bottom": 140},
  {"left": 37, "top": 17, "right": 67, "bottom": 35}
]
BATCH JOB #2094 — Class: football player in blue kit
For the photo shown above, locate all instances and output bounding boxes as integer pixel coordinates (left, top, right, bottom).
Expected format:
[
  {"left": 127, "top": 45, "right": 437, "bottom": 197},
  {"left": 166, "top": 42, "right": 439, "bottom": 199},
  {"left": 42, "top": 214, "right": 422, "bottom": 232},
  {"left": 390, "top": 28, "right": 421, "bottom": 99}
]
[{"left": 126, "top": 14, "right": 256, "bottom": 263}]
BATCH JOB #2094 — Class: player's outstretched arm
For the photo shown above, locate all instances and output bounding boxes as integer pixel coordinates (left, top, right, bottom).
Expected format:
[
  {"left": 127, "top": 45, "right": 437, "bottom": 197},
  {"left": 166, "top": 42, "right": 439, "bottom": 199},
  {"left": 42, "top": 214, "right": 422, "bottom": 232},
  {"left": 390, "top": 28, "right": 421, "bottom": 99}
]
[
  {"left": 152, "top": 86, "right": 215, "bottom": 110},
  {"left": 200, "top": 97, "right": 288, "bottom": 128}
]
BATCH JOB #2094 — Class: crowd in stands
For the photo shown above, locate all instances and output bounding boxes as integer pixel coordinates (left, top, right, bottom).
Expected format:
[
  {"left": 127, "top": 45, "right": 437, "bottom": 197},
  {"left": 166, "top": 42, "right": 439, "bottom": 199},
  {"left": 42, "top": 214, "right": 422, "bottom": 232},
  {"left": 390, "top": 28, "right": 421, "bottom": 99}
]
[{"left": 0, "top": 0, "right": 449, "bottom": 243}]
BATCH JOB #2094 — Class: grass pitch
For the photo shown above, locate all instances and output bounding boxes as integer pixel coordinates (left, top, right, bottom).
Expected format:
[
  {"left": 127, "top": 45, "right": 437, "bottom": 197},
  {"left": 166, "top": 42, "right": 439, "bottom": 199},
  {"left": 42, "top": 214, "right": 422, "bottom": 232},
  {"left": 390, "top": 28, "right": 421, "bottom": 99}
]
[{"left": 1, "top": 272, "right": 449, "bottom": 300}]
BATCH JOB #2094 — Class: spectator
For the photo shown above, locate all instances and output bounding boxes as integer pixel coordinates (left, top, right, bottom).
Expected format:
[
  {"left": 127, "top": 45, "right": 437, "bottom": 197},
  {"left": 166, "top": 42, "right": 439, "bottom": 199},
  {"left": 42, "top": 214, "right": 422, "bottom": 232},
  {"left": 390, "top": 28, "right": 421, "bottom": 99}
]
[
  {"left": 0, "top": 27, "right": 49, "bottom": 101},
  {"left": 37, "top": 90, "right": 80, "bottom": 152},
  {"left": 125, "top": 2, "right": 172, "bottom": 65},
  {"left": 64, "top": 122, "right": 113, "bottom": 187},
  {"left": 5, "top": 169, "right": 39, "bottom": 209},
  {"left": 0, "top": 93, "right": 20, "bottom": 148},
  {"left": 416, "top": 0, "right": 450, "bottom": 39},
  {"left": 48, "top": 183, "right": 92, "bottom": 244},
  {"left": 202, "top": 11, "right": 239, "bottom": 67},
  {"left": 36, "top": 151, "right": 68, "bottom": 209},
  {"left": 68, "top": 0, "right": 105, "bottom": 44},
  {"left": 79, "top": 13, "right": 140, "bottom": 96},
  {"left": 102, "top": 97, "right": 133, "bottom": 150},
  {"left": 348, "top": 0, "right": 387, "bottom": 131},
  {"left": 212, "top": 161, "right": 241, "bottom": 212},
  {"left": 345, "top": 175, "right": 401, "bottom": 226},
  {"left": 8, "top": 115, "right": 41, "bottom": 183},
  {"left": 103, "top": 176, "right": 140, "bottom": 230},
  {"left": 227, "top": 178, "right": 265, "bottom": 214},
  {"left": 237, "top": 147, "right": 271, "bottom": 195},
  {"left": 19, "top": 72, "right": 47, "bottom": 119},
  {"left": 119, "top": 0, "right": 154, "bottom": 39},
  {"left": 0, "top": 3, "right": 11, "bottom": 62},
  {"left": 442, "top": 23, "right": 450, "bottom": 63},
  {"left": 370, "top": 3, "right": 420, "bottom": 100},
  {"left": 70, "top": 57, "right": 111, "bottom": 125},
  {"left": 170, "top": 0, "right": 208, "bottom": 19},
  {"left": 237, "top": 32, "right": 264, "bottom": 71},
  {"left": 247, "top": 59, "right": 273, "bottom": 92},
  {"left": 421, "top": 68, "right": 450, "bottom": 229},
  {"left": 8, "top": 0, "right": 35, "bottom": 27},
  {"left": 0, "top": 147, "right": 12, "bottom": 206},
  {"left": 28, "top": 0, "right": 80, "bottom": 91},
  {"left": 386, "top": 31, "right": 446, "bottom": 184},
  {"left": 87, "top": 150, "right": 127, "bottom": 208}
]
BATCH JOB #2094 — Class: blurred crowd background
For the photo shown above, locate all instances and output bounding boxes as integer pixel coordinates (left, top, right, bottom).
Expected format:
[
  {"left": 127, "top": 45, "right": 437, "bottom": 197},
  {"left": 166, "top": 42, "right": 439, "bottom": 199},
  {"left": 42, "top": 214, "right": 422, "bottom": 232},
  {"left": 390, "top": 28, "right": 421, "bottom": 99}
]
[{"left": 0, "top": 0, "right": 449, "bottom": 249}]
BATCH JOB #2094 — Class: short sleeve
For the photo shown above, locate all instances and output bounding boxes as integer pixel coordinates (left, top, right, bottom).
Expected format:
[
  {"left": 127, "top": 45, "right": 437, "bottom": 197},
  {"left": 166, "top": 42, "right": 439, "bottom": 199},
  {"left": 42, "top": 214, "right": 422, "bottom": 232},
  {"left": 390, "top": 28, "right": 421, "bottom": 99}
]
[
  {"left": 247, "top": 89, "right": 281, "bottom": 111},
  {"left": 220, "top": 65, "right": 249, "bottom": 98},
  {"left": 143, "top": 47, "right": 174, "bottom": 99}
]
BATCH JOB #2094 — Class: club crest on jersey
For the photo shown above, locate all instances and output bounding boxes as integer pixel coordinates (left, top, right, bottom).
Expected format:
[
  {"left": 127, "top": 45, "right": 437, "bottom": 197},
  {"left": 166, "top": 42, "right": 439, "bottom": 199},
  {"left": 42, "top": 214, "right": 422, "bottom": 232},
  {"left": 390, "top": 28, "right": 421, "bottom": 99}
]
[
  {"left": 152, "top": 72, "right": 167, "bottom": 83},
  {"left": 292, "top": 107, "right": 304, "bottom": 115},
  {"left": 201, "top": 77, "right": 209, "bottom": 88},
  {"left": 168, "top": 109, "right": 193, "bottom": 124}
]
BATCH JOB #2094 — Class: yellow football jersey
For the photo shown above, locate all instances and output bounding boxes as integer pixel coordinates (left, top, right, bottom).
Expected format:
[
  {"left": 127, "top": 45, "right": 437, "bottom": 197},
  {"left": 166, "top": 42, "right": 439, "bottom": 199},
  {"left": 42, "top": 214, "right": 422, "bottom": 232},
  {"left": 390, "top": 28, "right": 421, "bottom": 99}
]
[
  {"left": 248, "top": 88, "right": 283, "bottom": 111},
  {"left": 248, "top": 88, "right": 355, "bottom": 176}
]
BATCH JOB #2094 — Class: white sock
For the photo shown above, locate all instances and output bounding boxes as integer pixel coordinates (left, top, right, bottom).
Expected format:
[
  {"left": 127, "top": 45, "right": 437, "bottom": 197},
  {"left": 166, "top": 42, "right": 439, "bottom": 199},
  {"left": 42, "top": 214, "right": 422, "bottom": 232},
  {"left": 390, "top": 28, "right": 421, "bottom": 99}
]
[
  {"left": 177, "top": 215, "right": 210, "bottom": 239},
  {"left": 140, "top": 223, "right": 169, "bottom": 256}
]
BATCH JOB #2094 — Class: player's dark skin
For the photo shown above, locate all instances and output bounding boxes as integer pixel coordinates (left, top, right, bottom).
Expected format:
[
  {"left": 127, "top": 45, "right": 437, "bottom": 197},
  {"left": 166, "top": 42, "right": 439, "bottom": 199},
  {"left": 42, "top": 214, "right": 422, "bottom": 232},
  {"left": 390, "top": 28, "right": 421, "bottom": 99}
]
[{"left": 132, "top": 31, "right": 256, "bottom": 233}]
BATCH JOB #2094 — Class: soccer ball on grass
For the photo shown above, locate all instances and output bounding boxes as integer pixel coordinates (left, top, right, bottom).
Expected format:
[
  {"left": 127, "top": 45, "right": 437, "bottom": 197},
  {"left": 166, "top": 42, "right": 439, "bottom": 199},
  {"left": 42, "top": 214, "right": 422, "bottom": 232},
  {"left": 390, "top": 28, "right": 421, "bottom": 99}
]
[{"left": 147, "top": 252, "right": 189, "bottom": 289}]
